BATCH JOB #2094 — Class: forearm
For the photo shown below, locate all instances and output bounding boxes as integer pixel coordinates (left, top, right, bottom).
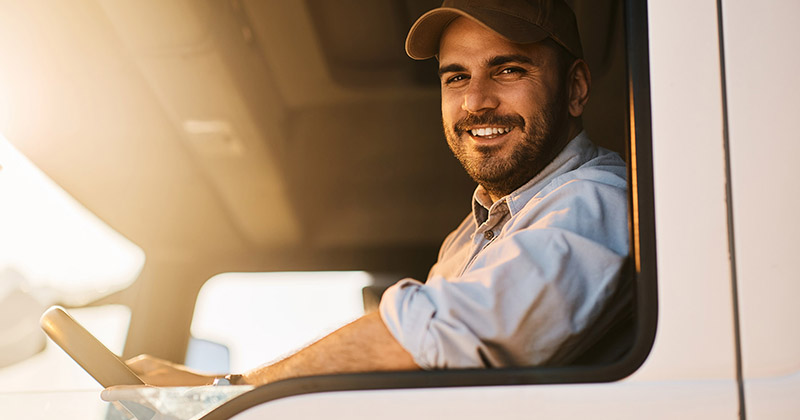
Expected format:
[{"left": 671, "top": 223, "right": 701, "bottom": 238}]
[{"left": 240, "top": 311, "right": 419, "bottom": 386}]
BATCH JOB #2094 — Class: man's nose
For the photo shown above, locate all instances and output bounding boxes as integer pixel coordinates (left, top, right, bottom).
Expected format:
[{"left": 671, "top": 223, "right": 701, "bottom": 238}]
[{"left": 462, "top": 77, "right": 499, "bottom": 114}]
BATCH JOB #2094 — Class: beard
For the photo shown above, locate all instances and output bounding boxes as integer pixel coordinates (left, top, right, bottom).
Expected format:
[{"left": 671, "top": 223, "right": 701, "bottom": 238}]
[{"left": 443, "top": 84, "right": 571, "bottom": 199}]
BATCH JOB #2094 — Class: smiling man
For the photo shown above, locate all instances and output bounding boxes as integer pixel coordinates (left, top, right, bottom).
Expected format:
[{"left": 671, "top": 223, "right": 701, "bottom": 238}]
[
  {"left": 118, "top": 0, "right": 629, "bottom": 388},
  {"left": 375, "top": 0, "right": 628, "bottom": 370},
  {"left": 437, "top": 18, "right": 583, "bottom": 203}
]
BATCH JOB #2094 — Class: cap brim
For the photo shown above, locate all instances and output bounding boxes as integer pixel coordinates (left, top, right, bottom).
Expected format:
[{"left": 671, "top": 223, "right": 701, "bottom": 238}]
[
  {"left": 405, "top": 7, "right": 550, "bottom": 60},
  {"left": 406, "top": 8, "right": 463, "bottom": 60}
]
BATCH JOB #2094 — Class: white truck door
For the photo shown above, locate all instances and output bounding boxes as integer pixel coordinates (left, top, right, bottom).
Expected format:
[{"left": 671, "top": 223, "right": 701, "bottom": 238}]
[
  {"left": 719, "top": 1, "right": 800, "bottom": 419},
  {"left": 219, "top": 1, "right": 746, "bottom": 417}
]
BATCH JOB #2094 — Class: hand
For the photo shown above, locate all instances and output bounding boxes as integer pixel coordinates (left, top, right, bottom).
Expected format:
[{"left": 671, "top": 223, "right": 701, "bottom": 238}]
[
  {"left": 125, "top": 354, "right": 218, "bottom": 387},
  {"left": 100, "top": 385, "right": 164, "bottom": 420}
]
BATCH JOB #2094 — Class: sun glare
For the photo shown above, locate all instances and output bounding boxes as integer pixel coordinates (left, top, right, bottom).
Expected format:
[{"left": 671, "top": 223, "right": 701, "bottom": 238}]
[
  {"left": 0, "top": 134, "right": 144, "bottom": 306},
  {"left": 191, "top": 271, "right": 372, "bottom": 372}
]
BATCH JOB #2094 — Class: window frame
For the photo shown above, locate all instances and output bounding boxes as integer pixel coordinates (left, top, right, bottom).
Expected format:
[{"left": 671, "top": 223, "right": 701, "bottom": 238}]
[{"left": 200, "top": 0, "right": 657, "bottom": 417}]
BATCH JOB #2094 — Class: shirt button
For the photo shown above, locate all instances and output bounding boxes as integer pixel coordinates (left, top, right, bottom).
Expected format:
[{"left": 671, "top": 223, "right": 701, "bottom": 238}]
[{"left": 484, "top": 230, "right": 495, "bottom": 240}]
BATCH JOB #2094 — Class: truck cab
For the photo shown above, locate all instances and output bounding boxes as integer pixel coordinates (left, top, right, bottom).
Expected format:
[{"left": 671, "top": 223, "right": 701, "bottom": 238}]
[{"left": 0, "top": 0, "right": 797, "bottom": 418}]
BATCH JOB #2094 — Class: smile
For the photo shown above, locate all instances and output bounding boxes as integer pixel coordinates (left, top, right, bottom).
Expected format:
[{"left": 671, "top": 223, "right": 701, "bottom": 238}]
[{"left": 469, "top": 126, "right": 512, "bottom": 139}]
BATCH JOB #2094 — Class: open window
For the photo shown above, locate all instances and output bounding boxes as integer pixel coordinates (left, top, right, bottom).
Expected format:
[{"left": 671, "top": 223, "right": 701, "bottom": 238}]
[
  {"left": 194, "top": 0, "right": 657, "bottom": 416},
  {"left": 0, "top": 0, "right": 657, "bottom": 416}
]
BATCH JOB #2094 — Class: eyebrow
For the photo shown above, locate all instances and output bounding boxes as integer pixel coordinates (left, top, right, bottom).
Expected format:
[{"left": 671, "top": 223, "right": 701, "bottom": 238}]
[
  {"left": 438, "top": 54, "right": 540, "bottom": 77},
  {"left": 438, "top": 63, "right": 466, "bottom": 77},
  {"left": 487, "top": 54, "right": 537, "bottom": 67}
]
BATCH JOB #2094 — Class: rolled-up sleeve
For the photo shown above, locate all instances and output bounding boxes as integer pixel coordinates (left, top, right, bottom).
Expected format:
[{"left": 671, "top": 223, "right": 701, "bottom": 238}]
[
  {"left": 380, "top": 274, "right": 497, "bottom": 369},
  {"left": 379, "top": 279, "right": 439, "bottom": 368}
]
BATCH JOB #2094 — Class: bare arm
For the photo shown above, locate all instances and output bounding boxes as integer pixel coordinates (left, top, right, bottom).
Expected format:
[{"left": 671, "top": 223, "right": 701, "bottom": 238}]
[
  {"left": 240, "top": 311, "right": 419, "bottom": 385},
  {"left": 125, "top": 311, "right": 419, "bottom": 387}
]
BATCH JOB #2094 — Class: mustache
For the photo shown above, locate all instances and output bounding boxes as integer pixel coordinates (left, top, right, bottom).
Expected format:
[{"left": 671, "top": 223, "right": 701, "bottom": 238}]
[{"left": 453, "top": 112, "right": 525, "bottom": 135}]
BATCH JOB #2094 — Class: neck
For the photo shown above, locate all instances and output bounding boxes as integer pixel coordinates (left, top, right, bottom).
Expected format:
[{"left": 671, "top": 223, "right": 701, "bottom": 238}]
[{"left": 566, "top": 119, "right": 583, "bottom": 142}]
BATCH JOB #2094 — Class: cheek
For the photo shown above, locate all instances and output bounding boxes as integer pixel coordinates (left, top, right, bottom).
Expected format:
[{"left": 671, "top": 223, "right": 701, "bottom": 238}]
[
  {"left": 504, "top": 96, "right": 540, "bottom": 120},
  {"left": 501, "top": 85, "right": 553, "bottom": 118},
  {"left": 440, "top": 93, "right": 462, "bottom": 124}
]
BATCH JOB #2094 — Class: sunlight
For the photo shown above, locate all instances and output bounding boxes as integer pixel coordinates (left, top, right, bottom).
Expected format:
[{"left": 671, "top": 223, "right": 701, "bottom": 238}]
[
  {"left": 191, "top": 271, "right": 371, "bottom": 373},
  {"left": 0, "top": 134, "right": 144, "bottom": 306}
]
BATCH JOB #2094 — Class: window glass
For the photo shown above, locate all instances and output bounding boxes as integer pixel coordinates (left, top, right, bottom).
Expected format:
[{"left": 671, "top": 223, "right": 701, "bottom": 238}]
[{"left": 191, "top": 271, "right": 371, "bottom": 373}]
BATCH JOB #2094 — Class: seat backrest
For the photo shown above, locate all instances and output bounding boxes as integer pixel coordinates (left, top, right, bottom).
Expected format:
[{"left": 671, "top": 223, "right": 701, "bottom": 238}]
[{"left": 548, "top": 259, "right": 636, "bottom": 366}]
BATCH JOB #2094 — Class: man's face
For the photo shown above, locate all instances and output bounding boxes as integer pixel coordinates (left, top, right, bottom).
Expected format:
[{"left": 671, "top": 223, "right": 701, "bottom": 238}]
[{"left": 438, "top": 17, "right": 572, "bottom": 201}]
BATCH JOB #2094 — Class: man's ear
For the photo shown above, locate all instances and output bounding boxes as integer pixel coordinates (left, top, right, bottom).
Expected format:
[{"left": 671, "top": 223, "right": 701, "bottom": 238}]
[{"left": 567, "top": 59, "right": 591, "bottom": 118}]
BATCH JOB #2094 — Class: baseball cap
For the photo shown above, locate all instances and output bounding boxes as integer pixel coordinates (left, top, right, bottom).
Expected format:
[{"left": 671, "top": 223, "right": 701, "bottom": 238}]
[{"left": 405, "top": 0, "right": 583, "bottom": 60}]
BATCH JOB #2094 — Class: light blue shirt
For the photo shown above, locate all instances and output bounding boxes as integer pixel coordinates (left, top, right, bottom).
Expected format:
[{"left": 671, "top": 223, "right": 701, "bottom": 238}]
[{"left": 379, "top": 132, "right": 629, "bottom": 369}]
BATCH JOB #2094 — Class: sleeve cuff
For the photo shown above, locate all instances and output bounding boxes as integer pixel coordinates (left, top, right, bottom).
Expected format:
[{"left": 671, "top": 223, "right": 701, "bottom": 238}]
[{"left": 378, "top": 279, "right": 438, "bottom": 369}]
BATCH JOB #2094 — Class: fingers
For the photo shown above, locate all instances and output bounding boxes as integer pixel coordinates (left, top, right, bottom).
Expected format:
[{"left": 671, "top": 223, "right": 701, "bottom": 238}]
[
  {"left": 101, "top": 385, "right": 157, "bottom": 403},
  {"left": 125, "top": 354, "right": 205, "bottom": 375},
  {"left": 102, "top": 385, "right": 164, "bottom": 419},
  {"left": 123, "top": 354, "right": 218, "bottom": 386}
]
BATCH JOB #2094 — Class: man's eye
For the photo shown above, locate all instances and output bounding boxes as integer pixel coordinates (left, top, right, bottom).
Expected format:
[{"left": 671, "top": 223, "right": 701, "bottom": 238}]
[
  {"left": 444, "top": 74, "right": 468, "bottom": 85},
  {"left": 499, "top": 67, "right": 524, "bottom": 75}
]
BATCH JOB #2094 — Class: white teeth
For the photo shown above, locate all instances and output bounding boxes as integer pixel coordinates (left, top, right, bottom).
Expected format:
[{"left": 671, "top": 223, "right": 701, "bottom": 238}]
[{"left": 470, "top": 127, "right": 510, "bottom": 137}]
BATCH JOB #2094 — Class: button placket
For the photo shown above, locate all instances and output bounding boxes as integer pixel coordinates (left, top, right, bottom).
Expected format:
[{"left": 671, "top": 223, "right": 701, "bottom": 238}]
[{"left": 461, "top": 202, "right": 507, "bottom": 276}]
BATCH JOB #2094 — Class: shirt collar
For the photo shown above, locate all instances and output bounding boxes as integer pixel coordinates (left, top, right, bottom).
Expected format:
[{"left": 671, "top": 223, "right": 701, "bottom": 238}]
[{"left": 471, "top": 131, "right": 596, "bottom": 226}]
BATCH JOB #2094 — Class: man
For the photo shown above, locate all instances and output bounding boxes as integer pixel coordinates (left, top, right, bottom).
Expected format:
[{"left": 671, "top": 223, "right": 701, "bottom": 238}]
[{"left": 122, "top": 0, "right": 628, "bottom": 386}]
